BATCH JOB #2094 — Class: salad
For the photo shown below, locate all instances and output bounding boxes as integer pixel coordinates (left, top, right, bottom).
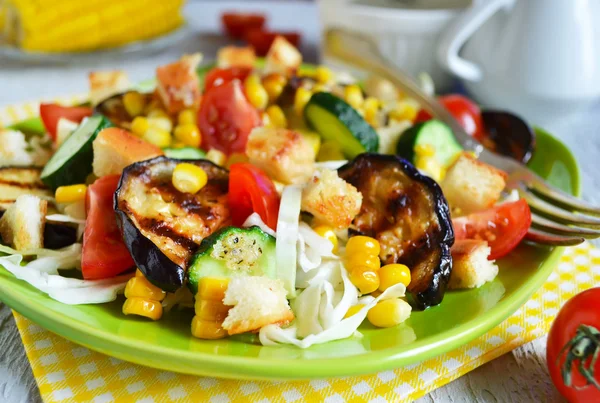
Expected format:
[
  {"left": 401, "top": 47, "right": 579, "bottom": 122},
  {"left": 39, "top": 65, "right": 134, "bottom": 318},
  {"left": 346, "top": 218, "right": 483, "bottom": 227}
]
[{"left": 0, "top": 37, "right": 532, "bottom": 348}]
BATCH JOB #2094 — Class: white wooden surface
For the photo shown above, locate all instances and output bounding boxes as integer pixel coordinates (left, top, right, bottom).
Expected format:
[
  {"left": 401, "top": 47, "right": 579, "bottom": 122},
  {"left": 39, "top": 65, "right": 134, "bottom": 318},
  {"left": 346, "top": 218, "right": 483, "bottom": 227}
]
[{"left": 1, "top": 2, "right": 598, "bottom": 402}]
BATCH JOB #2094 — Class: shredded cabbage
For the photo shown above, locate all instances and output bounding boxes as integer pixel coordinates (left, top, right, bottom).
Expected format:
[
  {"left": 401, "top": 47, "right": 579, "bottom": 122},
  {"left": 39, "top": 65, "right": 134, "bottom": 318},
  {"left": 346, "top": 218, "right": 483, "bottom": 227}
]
[
  {"left": 314, "top": 161, "right": 348, "bottom": 170},
  {"left": 242, "top": 212, "right": 276, "bottom": 237},
  {"left": 275, "top": 185, "right": 302, "bottom": 295}
]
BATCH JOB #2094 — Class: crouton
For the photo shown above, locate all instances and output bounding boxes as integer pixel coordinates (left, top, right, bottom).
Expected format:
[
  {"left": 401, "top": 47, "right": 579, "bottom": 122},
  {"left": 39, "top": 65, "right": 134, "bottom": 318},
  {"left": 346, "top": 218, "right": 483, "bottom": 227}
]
[
  {"left": 0, "top": 167, "right": 52, "bottom": 211},
  {"left": 0, "top": 130, "right": 33, "bottom": 167},
  {"left": 217, "top": 46, "right": 256, "bottom": 68},
  {"left": 222, "top": 276, "right": 294, "bottom": 335},
  {"left": 264, "top": 36, "right": 302, "bottom": 77},
  {"left": 301, "top": 168, "right": 362, "bottom": 230},
  {"left": 448, "top": 240, "right": 498, "bottom": 289},
  {"left": 92, "top": 128, "right": 163, "bottom": 177},
  {"left": 0, "top": 195, "right": 47, "bottom": 250},
  {"left": 156, "top": 53, "right": 202, "bottom": 114},
  {"left": 441, "top": 152, "right": 507, "bottom": 214},
  {"left": 89, "top": 70, "right": 130, "bottom": 105},
  {"left": 246, "top": 127, "right": 315, "bottom": 184}
]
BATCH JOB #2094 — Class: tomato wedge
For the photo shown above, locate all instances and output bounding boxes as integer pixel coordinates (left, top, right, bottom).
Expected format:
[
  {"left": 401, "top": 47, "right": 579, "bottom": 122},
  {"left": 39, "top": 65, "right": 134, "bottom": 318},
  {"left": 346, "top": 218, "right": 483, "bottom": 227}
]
[
  {"left": 82, "top": 175, "right": 134, "bottom": 279},
  {"left": 416, "top": 94, "right": 483, "bottom": 138},
  {"left": 40, "top": 103, "right": 93, "bottom": 140},
  {"left": 245, "top": 30, "right": 301, "bottom": 56},
  {"left": 197, "top": 80, "right": 261, "bottom": 155},
  {"left": 204, "top": 67, "right": 252, "bottom": 92},
  {"left": 221, "top": 12, "right": 266, "bottom": 39},
  {"left": 452, "top": 199, "right": 531, "bottom": 260},
  {"left": 229, "top": 163, "right": 280, "bottom": 230}
]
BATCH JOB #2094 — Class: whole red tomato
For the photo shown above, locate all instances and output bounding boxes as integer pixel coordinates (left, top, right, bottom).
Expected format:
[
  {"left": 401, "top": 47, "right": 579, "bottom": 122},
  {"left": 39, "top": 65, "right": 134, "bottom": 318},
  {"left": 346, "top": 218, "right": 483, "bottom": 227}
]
[
  {"left": 547, "top": 288, "right": 600, "bottom": 402},
  {"left": 416, "top": 94, "right": 483, "bottom": 138}
]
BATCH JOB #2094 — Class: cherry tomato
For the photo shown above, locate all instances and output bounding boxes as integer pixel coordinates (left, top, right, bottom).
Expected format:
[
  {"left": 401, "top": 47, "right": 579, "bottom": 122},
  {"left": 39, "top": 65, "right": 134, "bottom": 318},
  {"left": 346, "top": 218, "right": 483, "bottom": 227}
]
[
  {"left": 245, "top": 30, "right": 301, "bottom": 56},
  {"left": 40, "top": 104, "right": 93, "bottom": 140},
  {"left": 453, "top": 199, "right": 531, "bottom": 260},
  {"left": 221, "top": 12, "right": 266, "bottom": 39},
  {"left": 82, "top": 175, "right": 134, "bottom": 280},
  {"left": 416, "top": 94, "right": 483, "bottom": 138},
  {"left": 197, "top": 80, "right": 261, "bottom": 155},
  {"left": 547, "top": 288, "right": 600, "bottom": 402},
  {"left": 204, "top": 67, "right": 253, "bottom": 92},
  {"left": 228, "top": 163, "right": 280, "bottom": 230}
]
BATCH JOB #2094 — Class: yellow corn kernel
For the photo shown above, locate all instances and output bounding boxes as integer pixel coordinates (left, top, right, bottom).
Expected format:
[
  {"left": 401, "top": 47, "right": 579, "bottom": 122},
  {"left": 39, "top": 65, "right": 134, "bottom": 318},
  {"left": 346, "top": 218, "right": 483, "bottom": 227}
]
[
  {"left": 344, "top": 85, "right": 364, "bottom": 110},
  {"left": 262, "top": 73, "right": 287, "bottom": 102},
  {"left": 55, "top": 184, "right": 87, "bottom": 204},
  {"left": 313, "top": 225, "right": 338, "bottom": 253},
  {"left": 346, "top": 236, "right": 381, "bottom": 258},
  {"left": 148, "top": 116, "right": 173, "bottom": 133},
  {"left": 244, "top": 74, "right": 269, "bottom": 110},
  {"left": 147, "top": 108, "right": 169, "bottom": 119},
  {"left": 378, "top": 264, "right": 412, "bottom": 291},
  {"left": 171, "top": 142, "right": 187, "bottom": 149},
  {"left": 344, "top": 304, "right": 365, "bottom": 319},
  {"left": 135, "top": 269, "right": 145, "bottom": 277},
  {"left": 206, "top": 149, "right": 226, "bottom": 166},
  {"left": 350, "top": 266, "right": 380, "bottom": 294},
  {"left": 363, "top": 97, "right": 380, "bottom": 128},
  {"left": 122, "top": 297, "right": 163, "bottom": 320},
  {"left": 131, "top": 116, "right": 149, "bottom": 136},
  {"left": 414, "top": 144, "right": 435, "bottom": 157},
  {"left": 316, "top": 140, "right": 344, "bottom": 161},
  {"left": 172, "top": 163, "right": 208, "bottom": 194},
  {"left": 294, "top": 87, "right": 312, "bottom": 115},
  {"left": 174, "top": 124, "right": 202, "bottom": 148},
  {"left": 198, "top": 277, "right": 230, "bottom": 301},
  {"left": 390, "top": 100, "right": 419, "bottom": 122},
  {"left": 123, "top": 92, "right": 146, "bottom": 117},
  {"left": 195, "top": 299, "right": 231, "bottom": 321},
  {"left": 191, "top": 316, "right": 228, "bottom": 339},
  {"left": 178, "top": 109, "right": 196, "bottom": 125},
  {"left": 143, "top": 128, "right": 172, "bottom": 148},
  {"left": 226, "top": 153, "right": 249, "bottom": 169},
  {"left": 367, "top": 298, "right": 412, "bottom": 328},
  {"left": 124, "top": 276, "right": 166, "bottom": 301},
  {"left": 415, "top": 155, "right": 444, "bottom": 182},
  {"left": 346, "top": 253, "right": 381, "bottom": 272},
  {"left": 266, "top": 105, "right": 287, "bottom": 129},
  {"left": 315, "top": 66, "right": 334, "bottom": 84}
]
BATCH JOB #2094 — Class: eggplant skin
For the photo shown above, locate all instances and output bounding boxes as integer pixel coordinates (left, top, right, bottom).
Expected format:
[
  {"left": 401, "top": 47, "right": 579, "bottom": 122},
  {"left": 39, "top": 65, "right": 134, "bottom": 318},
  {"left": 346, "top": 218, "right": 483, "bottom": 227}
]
[
  {"left": 338, "top": 153, "right": 454, "bottom": 309},
  {"left": 115, "top": 156, "right": 230, "bottom": 292}
]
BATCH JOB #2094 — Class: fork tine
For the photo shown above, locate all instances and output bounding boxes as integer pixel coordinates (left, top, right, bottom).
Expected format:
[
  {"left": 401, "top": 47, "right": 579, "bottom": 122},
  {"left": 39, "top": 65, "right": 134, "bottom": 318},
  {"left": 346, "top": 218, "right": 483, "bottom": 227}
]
[
  {"left": 528, "top": 181, "right": 600, "bottom": 215},
  {"left": 518, "top": 188, "right": 600, "bottom": 227},
  {"left": 525, "top": 228, "right": 584, "bottom": 246},
  {"left": 531, "top": 213, "right": 600, "bottom": 238}
]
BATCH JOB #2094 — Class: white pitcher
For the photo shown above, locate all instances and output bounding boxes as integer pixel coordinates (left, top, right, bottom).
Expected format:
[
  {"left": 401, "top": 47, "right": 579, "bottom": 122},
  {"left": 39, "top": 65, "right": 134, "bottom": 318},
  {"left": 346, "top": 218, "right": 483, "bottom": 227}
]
[{"left": 438, "top": 0, "right": 600, "bottom": 123}]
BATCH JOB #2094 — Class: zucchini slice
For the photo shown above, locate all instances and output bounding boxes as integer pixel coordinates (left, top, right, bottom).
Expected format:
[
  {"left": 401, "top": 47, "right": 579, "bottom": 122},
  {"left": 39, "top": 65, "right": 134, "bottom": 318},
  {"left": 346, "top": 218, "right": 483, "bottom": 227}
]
[
  {"left": 304, "top": 92, "right": 379, "bottom": 158},
  {"left": 396, "top": 120, "right": 462, "bottom": 166},
  {"left": 41, "top": 115, "right": 112, "bottom": 190},
  {"left": 163, "top": 147, "right": 206, "bottom": 160}
]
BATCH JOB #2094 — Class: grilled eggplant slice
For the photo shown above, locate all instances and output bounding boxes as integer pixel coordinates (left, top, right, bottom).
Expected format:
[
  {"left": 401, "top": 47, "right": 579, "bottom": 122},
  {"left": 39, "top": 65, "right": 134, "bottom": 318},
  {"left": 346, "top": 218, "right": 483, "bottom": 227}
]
[
  {"left": 338, "top": 153, "right": 454, "bottom": 309},
  {"left": 94, "top": 91, "right": 155, "bottom": 128},
  {"left": 115, "top": 156, "right": 230, "bottom": 291},
  {"left": 0, "top": 167, "right": 52, "bottom": 211}
]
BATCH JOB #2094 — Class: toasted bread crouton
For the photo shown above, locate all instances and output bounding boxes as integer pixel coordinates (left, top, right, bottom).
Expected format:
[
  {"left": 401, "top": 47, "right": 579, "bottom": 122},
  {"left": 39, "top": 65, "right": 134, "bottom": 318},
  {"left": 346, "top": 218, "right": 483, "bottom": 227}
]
[
  {"left": 264, "top": 36, "right": 302, "bottom": 76},
  {"left": 448, "top": 240, "right": 498, "bottom": 289},
  {"left": 0, "top": 167, "right": 52, "bottom": 211},
  {"left": 217, "top": 46, "right": 256, "bottom": 68},
  {"left": 156, "top": 53, "right": 202, "bottom": 114},
  {"left": 0, "top": 195, "right": 47, "bottom": 250},
  {"left": 301, "top": 168, "right": 362, "bottom": 230},
  {"left": 92, "top": 128, "right": 163, "bottom": 177},
  {"left": 246, "top": 127, "right": 315, "bottom": 184},
  {"left": 441, "top": 152, "right": 507, "bottom": 214},
  {"left": 222, "top": 276, "right": 294, "bottom": 335},
  {"left": 89, "top": 70, "right": 130, "bottom": 105},
  {"left": 0, "top": 130, "right": 33, "bottom": 167}
]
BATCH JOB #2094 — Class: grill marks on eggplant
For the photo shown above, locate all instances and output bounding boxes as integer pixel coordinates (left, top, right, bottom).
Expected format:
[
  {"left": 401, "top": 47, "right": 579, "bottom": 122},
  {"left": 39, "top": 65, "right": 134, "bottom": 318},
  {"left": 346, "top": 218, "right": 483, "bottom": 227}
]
[{"left": 339, "top": 153, "right": 454, "bottom": 309}]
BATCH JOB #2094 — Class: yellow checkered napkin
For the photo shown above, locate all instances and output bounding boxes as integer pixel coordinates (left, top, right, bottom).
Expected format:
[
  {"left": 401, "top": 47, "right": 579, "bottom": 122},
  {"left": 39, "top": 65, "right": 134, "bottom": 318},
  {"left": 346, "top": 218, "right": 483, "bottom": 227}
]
[{"left": 11, "top": 243, "right": 599, "bottom": 403}]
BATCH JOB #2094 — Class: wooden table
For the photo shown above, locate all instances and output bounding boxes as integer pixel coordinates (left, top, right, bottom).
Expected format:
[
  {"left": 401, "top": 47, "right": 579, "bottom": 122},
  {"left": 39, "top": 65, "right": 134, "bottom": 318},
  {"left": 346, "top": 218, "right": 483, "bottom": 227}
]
[{"left": 1, "top": 1, "right": 598, "bottom": 402}]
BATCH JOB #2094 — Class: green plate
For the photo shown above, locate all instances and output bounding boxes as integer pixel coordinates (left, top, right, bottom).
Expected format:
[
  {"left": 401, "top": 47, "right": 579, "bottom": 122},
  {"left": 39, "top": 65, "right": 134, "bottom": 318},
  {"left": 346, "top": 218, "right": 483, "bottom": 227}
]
[{"left": 0, "top": 122, "right": 580, "bottom": 379}]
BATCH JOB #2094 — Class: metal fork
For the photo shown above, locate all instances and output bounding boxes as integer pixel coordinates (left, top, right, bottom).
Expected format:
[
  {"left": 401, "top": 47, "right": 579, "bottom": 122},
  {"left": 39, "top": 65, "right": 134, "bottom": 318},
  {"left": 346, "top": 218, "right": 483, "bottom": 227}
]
[{"left": 324, "top": 28, "right": 600, "bottom": 246}]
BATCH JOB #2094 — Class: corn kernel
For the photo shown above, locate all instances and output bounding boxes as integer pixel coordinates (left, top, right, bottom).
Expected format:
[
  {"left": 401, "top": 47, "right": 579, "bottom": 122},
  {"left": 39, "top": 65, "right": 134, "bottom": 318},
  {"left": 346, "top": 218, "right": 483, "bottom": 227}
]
[
  {"left": 143, "top": 128, "right": 172, "bottom": 148},
  {"left": 244, "top": 74, "right": 269, "bottom": 110},
  {"left": 344, "top": 85, "right": 364, "bottom": 110},
  {"left": 148, "top": 116, "right": 173, "bottom": 133},
  {"left": 390, "top": 100, "right": 419, "bottom": 122},
  {"left": 174, "top": 124, "right": 201, "bottom": 148},
  {"left": 367, "top": 298, "right": 412, "bottom": 328},
  {"left": 171, "top": 142, "right": 186, "bottom": 149},
  {"left": 415, "top": 155, "right": 444, "bottom": 182},
  {"left": 191, "top": 316, "right": 227, "bottom": 339},
  {"left": 363, "top": 97, "right": 380, "bottom": 128},
  {"left": 124, "top": 276, "right": 166, "bottom": 301},
  {"left": 195, "top": 299, "right": 230, "bottom": 321},
  {"left": 294, "top": 87, "right": 312, "bottom": 115},
  {"left": 262, "top": 73, "right": 287, "bottom": 102},
  {"left": 131, "top": 116, "right": 149, "bottom": 136},
  {"left": 55, "top": 184, "right": 87, "bottom": 204},
  {"left": 344, "top": 304, "right": 365, "bottom": 319},
  {"left": 206, "top": 149, "right": 226, "bottom": 166},
  {"left": 122, "top": 297, "right": 163, "bottom": 320},
  {"left": 266, "top": 105, "right": 287, "bottom": 129},
  {"left": 178, "top": 109, "right": 196, "bottom": 125},
  {"left": 346, "top": 236, "right": 381, "bottom": 257},
  {"left": 349, "top": 266, "right": 380, "bottom": 294},
  {"left": 226, "top": 152, "right": 249, "bottom": 169},
  {"left": 313, "top": 225, "right": 338, "bottom": 253},
  {"left": 123, "top": 92, "right": 146, "bottom": 117},
  {"left": 316, "top": 140, "right": 344, "bottom": 161},
  {"left": 198, "top": 277, "right": 230, "bottom": 301},
  {"left": 172, "top": 163, "right": 208, "bottom": 194},
  {"left": 147, "top": 108, "right": 169, "bottom": 119},
  {"left": 414, "top": 144, "right": 436, "bottom": 157},
  {"left": 315, "top": 66, "right": 334, "bottom": 84},
  {"left": 379, "top": 264, "right": 411, "bottom": 291},
  {"left": 346, "top": 253, "right": 381, "bottom": 272}
]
